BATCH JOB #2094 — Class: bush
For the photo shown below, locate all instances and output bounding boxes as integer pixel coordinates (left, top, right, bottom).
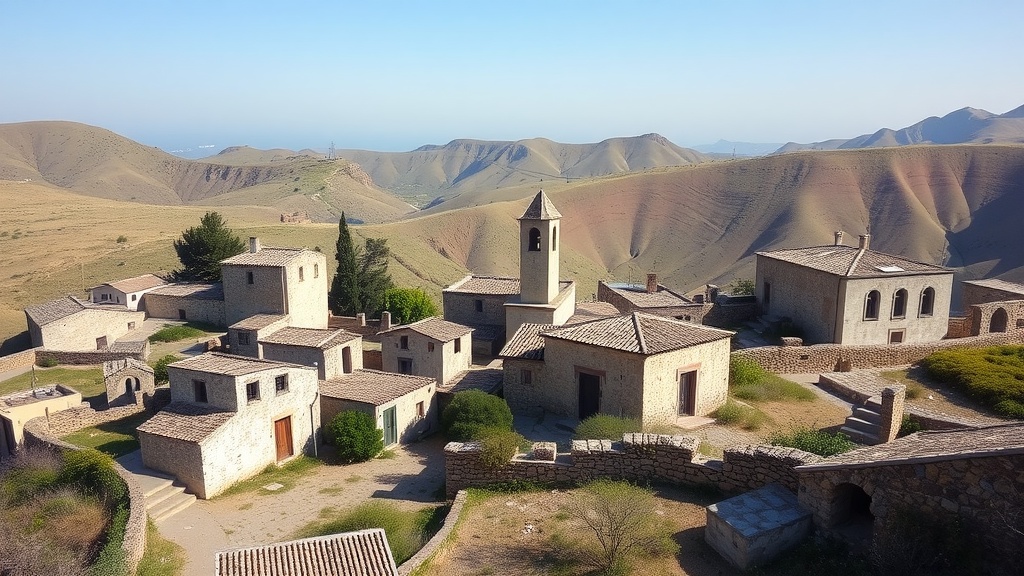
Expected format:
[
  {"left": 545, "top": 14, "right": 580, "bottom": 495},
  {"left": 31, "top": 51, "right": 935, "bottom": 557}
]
[
  {"left": 729, "top": 357, "right": 814, "bottom": 401},
  {"left": 37, "top": 355, "right": 59, "bottom": 368},
  {"left": 768, "top": 427, "right": 855, "bottom": 457},
  {"left": 475, "top": 427, "right": 526, "bottom": 469},
  {"left": 150, "top": 354, "right": 179, "bottom": 383},
  {"left": 326, "top": 411, "right": 383, "bottom": 463},
  {"left": 922, "top": 346, "right": 1024, "bottom": 418},
  {"left": 441, "top": 390, "right": 513, "bottom": 441},
  {"left": 115, "top": 235, "right": 128, "bottom": 244},
  {"left": 381, "top": 287, "right": 440, "bottom": 325},
  {"left": 730, "top": 356, "right": 765, "bottom": 388},
  {"left": 57, "top": 449, "right": 126, "bottom": 505},
  {"left": 574, "top": 414, "right": 642, "bottom": 440},
  {"left": 712, "top": 399, "right": 767, "bottom": 430},
  {"left": 899, "top": 414, "right": 923, "bottom": 437},
  {"left": 147, "top": 324, "right": 206, "bottom": 343}
]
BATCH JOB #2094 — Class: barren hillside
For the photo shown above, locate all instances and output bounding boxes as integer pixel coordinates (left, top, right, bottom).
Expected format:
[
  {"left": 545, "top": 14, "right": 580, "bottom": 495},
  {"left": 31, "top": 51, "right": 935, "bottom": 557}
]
[{"left": 0, "top": 121, "right": 414, "bottom": 223}]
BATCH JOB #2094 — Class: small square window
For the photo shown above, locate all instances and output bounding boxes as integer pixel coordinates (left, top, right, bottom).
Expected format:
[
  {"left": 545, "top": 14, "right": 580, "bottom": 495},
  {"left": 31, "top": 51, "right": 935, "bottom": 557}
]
[
  {"left": 522, "top": 369, "right": 532, "bottom": 385},
  {"left": 400, "top": 335, "right": 409, "bottom": 350},
  {"left": 275, "top": 374, "right": 288, "bottom": 394},
  {"left": 246, "top": 381, "right": 260, "bottom": 402},
  {"left": 193, "top": 380, "right": 208, "bottom": 403},
  {"left": 128, "top": 322, "right": 136, "bottom": 330},
  {"left": 428, "top": 342, "right": 435, "bottom": 352},
  {"left": 454, "top": 337, "right": 461, "bottom": 353},
  {"left": 416, "top": 401, "right": 425, "bottom": 418},
  {"left": 398, "top": 358, "right": 413, "bottom": 374},
  {"left": 474, "top": 299, "right": 483, "bottom": 312},
  {"left": 131, "top": 294, "right": 137, "bottom": 301},
  {"left": 238, "top": 331, "right": 250, "bottom": 346},
  {"left": 101, "top": 293, "right": 109, "bottom": 301}
]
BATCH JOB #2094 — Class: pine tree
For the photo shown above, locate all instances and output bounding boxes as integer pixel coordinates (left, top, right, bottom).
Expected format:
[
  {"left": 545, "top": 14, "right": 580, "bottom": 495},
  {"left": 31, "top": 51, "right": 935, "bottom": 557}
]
[
  {"left": 329, "top": 213, "right": 362, "bottom": 315},
  {"left": 171, "top": 212, "right": 246, "bottom": 281}
]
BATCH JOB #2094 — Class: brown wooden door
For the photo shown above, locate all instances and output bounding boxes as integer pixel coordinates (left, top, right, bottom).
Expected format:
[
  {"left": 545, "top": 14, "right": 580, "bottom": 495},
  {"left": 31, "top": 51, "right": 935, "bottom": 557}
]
[{"left": 274, "top": 417, "right": 293, "bottom": 461}]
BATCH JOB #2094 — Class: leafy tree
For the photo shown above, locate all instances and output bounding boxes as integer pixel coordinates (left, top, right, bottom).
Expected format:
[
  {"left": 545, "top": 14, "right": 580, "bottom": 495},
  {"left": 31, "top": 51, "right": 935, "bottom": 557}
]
[
  {"left": 441, "top": 390, "right": 513, "bottom": 441},
  {"left": 329, "top": 213, "right": 362, "bottom": 315},
  {"left": 359, "top": 237, "right": 394, "bottom": 316},
  {"left": 381, "top": 287, "right": 439, "bottom": 324},
  {"left": 730, "top": 278, "right": 755, "bottom": 295},
  {"left": 326, "top": 410, "right": 383, "bottom": 463},
  {"left": 171, "top": 212, "right": 245, "bottom": 281},
  {"left": 151, "top": 354, "right": 180, "bottom": 383}
]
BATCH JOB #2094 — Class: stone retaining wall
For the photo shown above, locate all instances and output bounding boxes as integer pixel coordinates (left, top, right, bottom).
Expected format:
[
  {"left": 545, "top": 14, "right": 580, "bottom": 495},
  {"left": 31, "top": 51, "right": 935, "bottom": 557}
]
[
  {"left": 0, "top": 347, "right": 39, "bottom": 373},
  {"left": 398, "top": 490, "right": 468, "bottom": 575},
  {"left": 37, "top": 344, "right": 149, "bottom": 366},
  {"left": 444, "top": 433, "right": 821, "bottom": 498},
  {"left": 733, "top": 330, "right": 1024, "bottom": 373},
  {"left": 362, "top": 349, "right": 383, "bottom": 370},
  {"left": 21, "top": 409, "right": 152, "bottom": 573},
  {"left": 946, "top": 316, "right": 972, "bottom": 339}
]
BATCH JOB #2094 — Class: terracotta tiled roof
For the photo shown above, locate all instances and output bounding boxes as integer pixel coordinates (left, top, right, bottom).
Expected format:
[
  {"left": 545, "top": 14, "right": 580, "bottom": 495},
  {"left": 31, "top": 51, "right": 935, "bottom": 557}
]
[
  {"left": 962, "top": 278, "right": 1024, "bottom": 296},
  {"left": 103, "top": 274, "right": 167, "bottom": 293},
  {"left": 444, "top": 275, "right": 572, "bottom": 295},
  {"left": 541, "top": 312, "right": 733, "bottom": 355},
  {"left": 440, "top": 368, "right": 504, "bottom": 394},
  {"left": 320, "top": 369, "right": 434, "bottom": 406},
  {"left": 499, "top": 323, "right": 555, "bottom": 360},
  {"left": 215, "top": 529, "right": 398, "bottom": 576},
  {"left": 25, "top": 296, "right": 86, "bottom": 325},
  {"left": 137, "top": 402, "right": 233, "bottom": 443},
  {"left": 378, "top": 317, "right": 472, "bottom": 342},
  {"left": 221, "top": 247, "right": 308, "bottom": 267},
  {"left": 261, "top": 327, "right": 359, "bottom": 349},
  {"left": 519, "top": 190, "right": 561, "bottom": 220},
  {"left": 797, "top": 423, "right": 1024, "bottom": 471},
  {"left": 601, "top": 282, "right": 693, "bottom": 308},
  {"left": 230, "top": 314, "right": 289, "bottom": 330},
  {"left": 756, "top": 245, "right": 950, "bottom": 278},
  {"left": 146, "top": 283, "right": 224, "bottom": 300},
  {"left": 169, "top": 352, "right": 304, "bottom": 377},
  {"left": 103, "top": 357, "right": 154, "bottom": 377}
]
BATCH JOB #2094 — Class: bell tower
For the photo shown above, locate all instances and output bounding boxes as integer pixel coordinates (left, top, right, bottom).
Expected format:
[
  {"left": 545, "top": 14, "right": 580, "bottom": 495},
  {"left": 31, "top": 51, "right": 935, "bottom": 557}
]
[{"left": 518, "top": 190, "right": 561, "bottom": 304}]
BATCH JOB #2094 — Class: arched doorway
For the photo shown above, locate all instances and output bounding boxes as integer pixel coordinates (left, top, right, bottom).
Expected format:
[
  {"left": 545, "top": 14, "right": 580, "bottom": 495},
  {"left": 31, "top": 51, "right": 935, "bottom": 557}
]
[
  {"left": 990, "top": 308, "right": 1008, "bottom": 333},
  {"left": 830, "top": 483, "right": 874, "bottom": 547}
]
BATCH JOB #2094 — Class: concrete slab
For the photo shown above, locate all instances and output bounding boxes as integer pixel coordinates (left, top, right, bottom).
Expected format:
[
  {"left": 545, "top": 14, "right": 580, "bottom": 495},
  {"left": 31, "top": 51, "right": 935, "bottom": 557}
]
[{"left": 705, "top": 483, "right": 811, "bottom": 570}]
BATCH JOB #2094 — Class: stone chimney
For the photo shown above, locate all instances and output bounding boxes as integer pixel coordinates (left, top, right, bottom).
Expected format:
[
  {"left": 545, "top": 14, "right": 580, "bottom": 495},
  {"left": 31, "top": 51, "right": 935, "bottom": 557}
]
[
  {"left": 646, "top": 273, "right": 658, "bottom": 294},
  {"left": 356, "top": 312, "right": 366, "bottom": 327},
  {"left": 249, "top": 237, "right": 261, "bottom": 253},
  {"left": 381, "top": 311, "right": 392, "bottom": 331},
  {"left": 706, "top": 284, "right": 720, "bottom": 303},
  {"left": 834, "top": 231, "right": 844, "bottom": 246},
  {"left": 858, "top": 234, "right": 870, "bottom": 250}
]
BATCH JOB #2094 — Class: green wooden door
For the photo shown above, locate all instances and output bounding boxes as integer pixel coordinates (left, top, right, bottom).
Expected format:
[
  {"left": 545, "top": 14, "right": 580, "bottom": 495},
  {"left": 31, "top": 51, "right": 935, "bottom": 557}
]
[{"left": 383, "top": 406, "right": 398, "bottom": 446}]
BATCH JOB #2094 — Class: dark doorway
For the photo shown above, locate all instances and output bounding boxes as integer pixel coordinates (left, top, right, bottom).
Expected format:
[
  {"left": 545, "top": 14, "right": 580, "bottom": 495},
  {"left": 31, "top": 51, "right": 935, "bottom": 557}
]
[
  {"left": 678, "top": 371, "right": 697, "bottom": 416},
  {"left": 990, "top": 308, "right": 1008, "bottom": 333},
  {"left": 578, "top": 371, "right": 601, "bottom": 419},
  {"left": 830, "top": 483, "right": 874, "bottom": 546},
  {"left": 178, "top": 309, "right": 187, "bottom": 320},
  {"left": 342, "top": 346, "right": 353, "bottom": 374}
]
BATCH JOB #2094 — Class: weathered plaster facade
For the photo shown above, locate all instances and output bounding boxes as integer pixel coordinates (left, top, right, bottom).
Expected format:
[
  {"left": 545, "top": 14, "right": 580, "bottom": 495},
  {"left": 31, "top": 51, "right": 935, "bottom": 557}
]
[
  {"left": 379, "top": 318, "right": 473, "bottom": 385},
  {"left": 25, "top": 296, "right": 146, "bottom": 351},
  {"left": 221, "top": 240, "right": 328, "bottom": 329}
]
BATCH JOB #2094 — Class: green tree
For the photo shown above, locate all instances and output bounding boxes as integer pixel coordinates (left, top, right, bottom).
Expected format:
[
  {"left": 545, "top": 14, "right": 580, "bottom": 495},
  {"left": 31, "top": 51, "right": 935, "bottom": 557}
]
[
  {"left": 329, "top": 213, "right": 362, "bottom": 315},
  {"left": 730, "top": 278, "right": 755, "bottom": 295},
  {"left": 171, "top": 212, "right": 246, "bottom": 281},
  {"left": 381, "top": 287, "right": 439, "bottom": 324},
  {"left": 326, "top": 410, "right": 383, "bottom": 463},
  {"left": 359, "top": 237, "right": 394, "bottom": 317},
  {"left": 441, "top": 390, "right": 513, "bottom": 441}
]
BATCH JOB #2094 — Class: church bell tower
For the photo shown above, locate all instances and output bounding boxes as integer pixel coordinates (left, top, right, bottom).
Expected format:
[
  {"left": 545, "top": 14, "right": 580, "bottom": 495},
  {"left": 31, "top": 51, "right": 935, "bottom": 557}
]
[{"left": 518, "top": 190, "right": 561, "bottom": 304}]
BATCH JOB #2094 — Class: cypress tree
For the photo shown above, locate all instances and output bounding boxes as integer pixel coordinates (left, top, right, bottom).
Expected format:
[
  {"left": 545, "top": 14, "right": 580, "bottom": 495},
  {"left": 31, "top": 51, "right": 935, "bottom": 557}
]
[{"left": 329, "top": 213, "right": 362, "bottom": 315}]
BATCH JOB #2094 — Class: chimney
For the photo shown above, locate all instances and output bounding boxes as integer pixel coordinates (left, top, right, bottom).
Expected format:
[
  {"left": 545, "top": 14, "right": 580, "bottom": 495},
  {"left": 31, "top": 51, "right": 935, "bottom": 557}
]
[
  {"left": 834, "top": 231, "right": 844, "bottom": 246},
  {"left": 249, "top": 237, "right": 261, "bottom": 253},
  {"left": 646, "top": 273, "right": 658, "bottom": 294},
  {"left": 356, "top": 312, "right": 366, "bottom": 327},
  {"left": 381, "top": 311, "right": 392, "bottom": 331},
  {"left": 858, "top": 234, "right": 870, "bottom": 250}
]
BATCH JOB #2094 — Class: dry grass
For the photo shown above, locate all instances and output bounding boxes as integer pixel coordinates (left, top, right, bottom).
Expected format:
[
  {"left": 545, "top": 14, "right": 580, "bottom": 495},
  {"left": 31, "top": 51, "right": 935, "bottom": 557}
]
[{"left": 0, "top": 367, "right": 105, "bottom": 398}]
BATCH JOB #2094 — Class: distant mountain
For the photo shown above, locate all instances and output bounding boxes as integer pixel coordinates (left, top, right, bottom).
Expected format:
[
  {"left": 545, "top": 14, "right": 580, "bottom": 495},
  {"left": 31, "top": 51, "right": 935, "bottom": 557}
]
[
  {"left": 692, "top": 140, "right": 783, "bottom": 156},
  {"left": 777, "top": 104, "right": 1024, "bottom": 153},
  {"left": 0, "top": 122, "right": 414, "bottom": 223},
  {"left": 338, "top": 133, "right": 708, "bottom": 207}
]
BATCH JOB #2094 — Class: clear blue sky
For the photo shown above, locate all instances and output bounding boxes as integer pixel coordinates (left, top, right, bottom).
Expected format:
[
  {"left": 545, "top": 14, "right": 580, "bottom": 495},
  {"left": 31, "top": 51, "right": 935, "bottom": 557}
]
[{"left": 2, "top": 0, "right": 1022, "bottom": 152}]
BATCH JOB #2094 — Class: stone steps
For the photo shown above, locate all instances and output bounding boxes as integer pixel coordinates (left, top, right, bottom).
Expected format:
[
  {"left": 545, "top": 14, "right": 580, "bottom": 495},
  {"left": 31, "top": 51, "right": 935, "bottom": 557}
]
[
  {"left": 146, "top": 481, "right": 196, "bottom": 523},
  {"left": 841, "top": 401, "right": 883, "bottom": 445},
  {"left": 839, "top": 425, "right": 879, "bottom": 446}
]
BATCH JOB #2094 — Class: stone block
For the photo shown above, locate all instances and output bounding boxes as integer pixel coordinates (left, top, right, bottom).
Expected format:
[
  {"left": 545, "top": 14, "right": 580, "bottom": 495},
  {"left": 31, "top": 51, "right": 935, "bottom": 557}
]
[
  {"left": 705, "top": 484, "right": 811, "bottom": 571},
  {"left": 531, "top": 442, "right": 557, "bottom": 461}
]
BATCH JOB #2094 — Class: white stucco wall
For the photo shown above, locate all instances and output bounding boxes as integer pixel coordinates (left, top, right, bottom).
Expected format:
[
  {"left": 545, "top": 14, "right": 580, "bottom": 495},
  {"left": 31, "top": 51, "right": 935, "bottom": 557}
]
[
  {"left": 641, "top": 337, "right": 731, "bottom": 422},
  {"left": 836, "top": 274, "right": 953, "bottom": 345},
  {"left": 33, "top": 308, "right": 146, "bottom": 350}
]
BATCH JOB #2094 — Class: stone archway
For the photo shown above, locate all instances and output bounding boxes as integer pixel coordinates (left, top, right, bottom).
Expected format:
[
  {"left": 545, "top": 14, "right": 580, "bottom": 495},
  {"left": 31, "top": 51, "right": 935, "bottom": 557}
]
[
  {"left": 990, "top": 308, "right": 1008, "bottom": 333},
  {"left": 830, "top": 483, "right": 874, "bottom": 546}
]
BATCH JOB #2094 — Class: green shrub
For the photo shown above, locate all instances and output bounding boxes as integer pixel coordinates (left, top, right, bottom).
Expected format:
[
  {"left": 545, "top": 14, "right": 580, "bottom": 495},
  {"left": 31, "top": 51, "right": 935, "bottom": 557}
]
[
  {"left": 150, "top": 354, "right": 180, "bottom": 383},
  {"left": 296, "top": 501, "right": 436, "bottom": 564},
  {"left": 326, "top": 411, "right": 383, "bottom": 463},
  {"left": 768, "top": 427, "right": 855, "bottom": 457},
  {"left": 475, "top": 427, "right": 525, "bottom": 469},
  {"left": 441, "top": 390, "right": 513, "bottom": 441},
  {"left": 36, "top": 355, "right": 59, "bottom": 368},
  {"left": 730, "top": 356, "right": 766, "bottom": 388},
  {"left": 381, "top": 287, "right": 440, "bottom": 325},
  {"left": 57, "top": 449, "right": 126, "bottom": 504},
  {"left": 574, "top": 414, "right": 642, "bottom": 440},
  {"left": 898, "top": 414, "right": 923, "bottom": 437},
  {"left": 147, "top": 324, "right": 206, "bottom": 343},
  {"left": 0, "top": 467, "right": 59, "bottom": 504},
  {"left": 729, "top": 356, "right": 814, "bottom": 401},
  {"left": 712, "top": 399, "right": 767, "bottom": 430},
  {"left": 922, "top": 346, "right": 1024, "bottom": 418}
]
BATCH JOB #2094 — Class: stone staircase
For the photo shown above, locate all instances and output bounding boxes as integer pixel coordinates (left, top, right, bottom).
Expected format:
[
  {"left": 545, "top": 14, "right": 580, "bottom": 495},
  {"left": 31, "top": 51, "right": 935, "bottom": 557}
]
[
  {"left": 144, "top": 475, "right": 197, "bottom": 523},
  {"left": 840, "top": 397, "right": 883, "bottom": 445}
]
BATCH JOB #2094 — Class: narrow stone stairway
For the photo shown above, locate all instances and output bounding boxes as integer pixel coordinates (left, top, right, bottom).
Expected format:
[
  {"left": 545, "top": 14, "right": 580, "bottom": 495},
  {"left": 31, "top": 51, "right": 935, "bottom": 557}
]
[
  {"left": 116, "top": 450, "right": 196, "bottom": 523},
  {"left": 840, "top": 397, "right": 883, "bottom": 445}
]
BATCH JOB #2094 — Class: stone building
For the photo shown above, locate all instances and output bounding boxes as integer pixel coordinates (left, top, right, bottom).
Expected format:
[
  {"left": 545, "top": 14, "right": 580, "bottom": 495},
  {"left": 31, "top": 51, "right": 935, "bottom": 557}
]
[
  {"left": 755, "top": 233, "right": 954, "bottom": 345},
  {"left": 221, "top": 237, "right": 328, "bottom": 329},
  {"left": 103, "top": 358, "right": 155, "bottom": 408},
  {"left": 442, "top": 191, "right": 576, "bottom": 353},
  {"left": 958, "top": 278, "right": 1024, "bottom": 336},
  {"left": 502, "top": 312, "right": 733, "bottom": 424},
  {"left": 141, "top": 282, "right": 226, "bottom": 325},
  {"left": 260, "top": 327, "right": 362, "bottom": 380},
  {"left": 0, "top": 385, "right": 82, "bottom": 458},
  {"left": 25, "top": 296, "right": 146, "bottom": 350},
  {"left": 227, "top": 314, "right": 291, "bottom": 358},
  {"left": 90, "top": 274, "right": 167, "bottom": 311},
  {"left": 960, "top": 278, "right": 1024, "bottom": 309},
  {"left": 137, "top": 353, "right": 319, "bottom": 499},
  {"left": 379, "top": 317, "right": 473, "bottom": 385},
  {"left": 598, "top": 275, "right": 703, "bottom": 320},
  {"left": 320, "top": 369, "right": 437, "bottom": 446}
]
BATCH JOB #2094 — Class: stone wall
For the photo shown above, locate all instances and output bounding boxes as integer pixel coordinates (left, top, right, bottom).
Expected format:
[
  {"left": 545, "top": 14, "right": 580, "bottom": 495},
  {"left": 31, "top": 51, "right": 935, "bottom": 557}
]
[
  {"left": 328, "top": 313, "right": 388, "bottom": 343},
  {"left": 946, "top": 316, "right": 972, "bottom": 338},
  {"left": 143, "top": 293, "right": 226, "bottom": 326},
  {"left": 37, "top": 343, "right": 149, "bottom": 366},
  {"left": 21, "top": 406, "right": 153, "bottom": 573},
  {"left": 969, "top": 300, "right": 1024, "bottom": 336},
  {"left": 398, "top": 490, "right": 468, "bottom": 575},
  {"left": 443, "top": 433, "right": 821, "bottom": 498},
  {"left": 362, "top": 349, "right": 383, "bottom": 370},
  {"left": 733, "top": 329, "right": 1024, "bottom": 373},
  {"left": 961, "top": 282, "right": 1024, "bottom": 309},
  {"left": 0, "top": 347, "right": 39, "bottom": 372}
]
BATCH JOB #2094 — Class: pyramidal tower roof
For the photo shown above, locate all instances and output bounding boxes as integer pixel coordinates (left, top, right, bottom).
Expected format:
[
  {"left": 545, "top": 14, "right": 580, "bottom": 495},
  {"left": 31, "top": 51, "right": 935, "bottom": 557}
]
[{"left": 518, "top": 190, "right": 562, "bottom": 220}]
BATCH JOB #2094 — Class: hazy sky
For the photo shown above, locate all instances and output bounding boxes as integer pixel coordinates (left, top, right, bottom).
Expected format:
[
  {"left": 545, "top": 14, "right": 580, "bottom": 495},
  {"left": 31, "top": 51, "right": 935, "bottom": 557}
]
[{"left": 2, "top": 0, "right": 1022, "bottom": 152}]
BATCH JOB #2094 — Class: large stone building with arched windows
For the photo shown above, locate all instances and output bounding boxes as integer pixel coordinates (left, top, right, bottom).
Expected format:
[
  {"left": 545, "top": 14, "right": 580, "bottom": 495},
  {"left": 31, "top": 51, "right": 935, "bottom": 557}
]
[{"left": 754, "top": 232, "right": 954, "bottom": 345}]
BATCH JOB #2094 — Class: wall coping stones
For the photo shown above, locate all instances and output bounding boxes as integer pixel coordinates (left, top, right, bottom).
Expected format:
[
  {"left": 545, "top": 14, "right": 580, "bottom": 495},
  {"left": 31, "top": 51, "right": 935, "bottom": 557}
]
[
  {"left": 397, "top": 490, "right": 468, "bottom": 576},
  {"left": 725, "top": 445, "right": 823, "bottom": 466}
]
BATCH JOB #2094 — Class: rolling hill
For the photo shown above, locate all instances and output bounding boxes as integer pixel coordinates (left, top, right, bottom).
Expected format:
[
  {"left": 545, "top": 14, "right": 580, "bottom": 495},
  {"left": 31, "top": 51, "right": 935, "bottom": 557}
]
[
  {"left": 336, "top": 133, "right": 708, "bottom": 207},
  {"left": 0, "top": 121, "right": 414, "bottom": 223},
  {"left": 777, "top": 104, "right": 1024, "bottom": 153}
]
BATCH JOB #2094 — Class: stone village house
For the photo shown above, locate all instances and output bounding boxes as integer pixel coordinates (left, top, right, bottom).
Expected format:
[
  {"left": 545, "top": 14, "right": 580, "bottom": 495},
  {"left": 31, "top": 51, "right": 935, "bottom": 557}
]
[
  {"left": 378, "top": 317, "right": 473, "bottom": 384},
  {"left": 24, "top": 295, "right": 146, "bottom": 351},
  {"left": 90, "top": 273, "right": 167, "bottom": 311}
]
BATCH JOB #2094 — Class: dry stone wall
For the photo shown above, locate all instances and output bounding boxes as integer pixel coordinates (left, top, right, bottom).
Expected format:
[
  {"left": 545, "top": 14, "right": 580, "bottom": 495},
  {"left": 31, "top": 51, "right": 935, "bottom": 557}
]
[
  {"left": 734, "top": 329, "right": 1024, "bottom": 373},
  {"left": 38, "top": 345, "right": 149, "bottom": 366},
  {"left": 0, "top": 347, "right": 39, "bottom": 372},
  {"left": 443, "top": 433, "right": 821, "bottom": 498}
]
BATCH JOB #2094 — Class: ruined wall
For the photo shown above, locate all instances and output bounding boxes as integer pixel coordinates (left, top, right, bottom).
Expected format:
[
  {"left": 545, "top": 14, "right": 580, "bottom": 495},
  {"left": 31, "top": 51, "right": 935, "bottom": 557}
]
[
  {"left": 143, "top": 293, "right": 225, "bottom": 326},
  {"left": 443, "top": 433, "right": 821, "bottom": 498},
  {"left": 733, "top": 329, "right": 1024, "bottom": 373},
  {"left": 946, "top": 316, "right": 972, "bottom": 339},
  {"left": 969, "top": 300, "right": 1024, "bottom": 336}
]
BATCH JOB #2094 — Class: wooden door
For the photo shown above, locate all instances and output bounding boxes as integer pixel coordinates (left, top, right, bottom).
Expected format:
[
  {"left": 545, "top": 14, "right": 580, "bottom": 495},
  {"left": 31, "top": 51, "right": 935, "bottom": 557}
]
[
  {"left": 678, "top": 371, "right": 697, "bottom": 416},
  {"left": 274, "top": 417, "right": 293, "bottom": 461},
  {"left": 383, "top": 407, "right": 397, "bottom": 446}
]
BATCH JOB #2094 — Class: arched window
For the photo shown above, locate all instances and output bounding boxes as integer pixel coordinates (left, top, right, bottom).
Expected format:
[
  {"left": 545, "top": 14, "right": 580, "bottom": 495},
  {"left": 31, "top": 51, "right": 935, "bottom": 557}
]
[
  {"left": 551, "top": 226, "right": 557, "bottom": 251},
  {"left": 528, "top": 227, "right": 541, "bottom": 251},
  {"left": 990, "top": 308, "right": 1008, "bottom": 333},
  {"left": 892, "top": 289, "right": 908, "bottom": 319},
  {"left": 864, "top": 290, "right": 880, "bottom": 320},
  {"left": 919, "top": 287, "right": 935, "bottom": 317}
]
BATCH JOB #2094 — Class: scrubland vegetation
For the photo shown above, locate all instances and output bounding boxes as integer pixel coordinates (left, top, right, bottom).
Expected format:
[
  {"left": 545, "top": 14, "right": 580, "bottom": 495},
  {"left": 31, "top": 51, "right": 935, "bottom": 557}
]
[{"left": 922, "top": 346, "right": 1024, "bottom": 418}]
